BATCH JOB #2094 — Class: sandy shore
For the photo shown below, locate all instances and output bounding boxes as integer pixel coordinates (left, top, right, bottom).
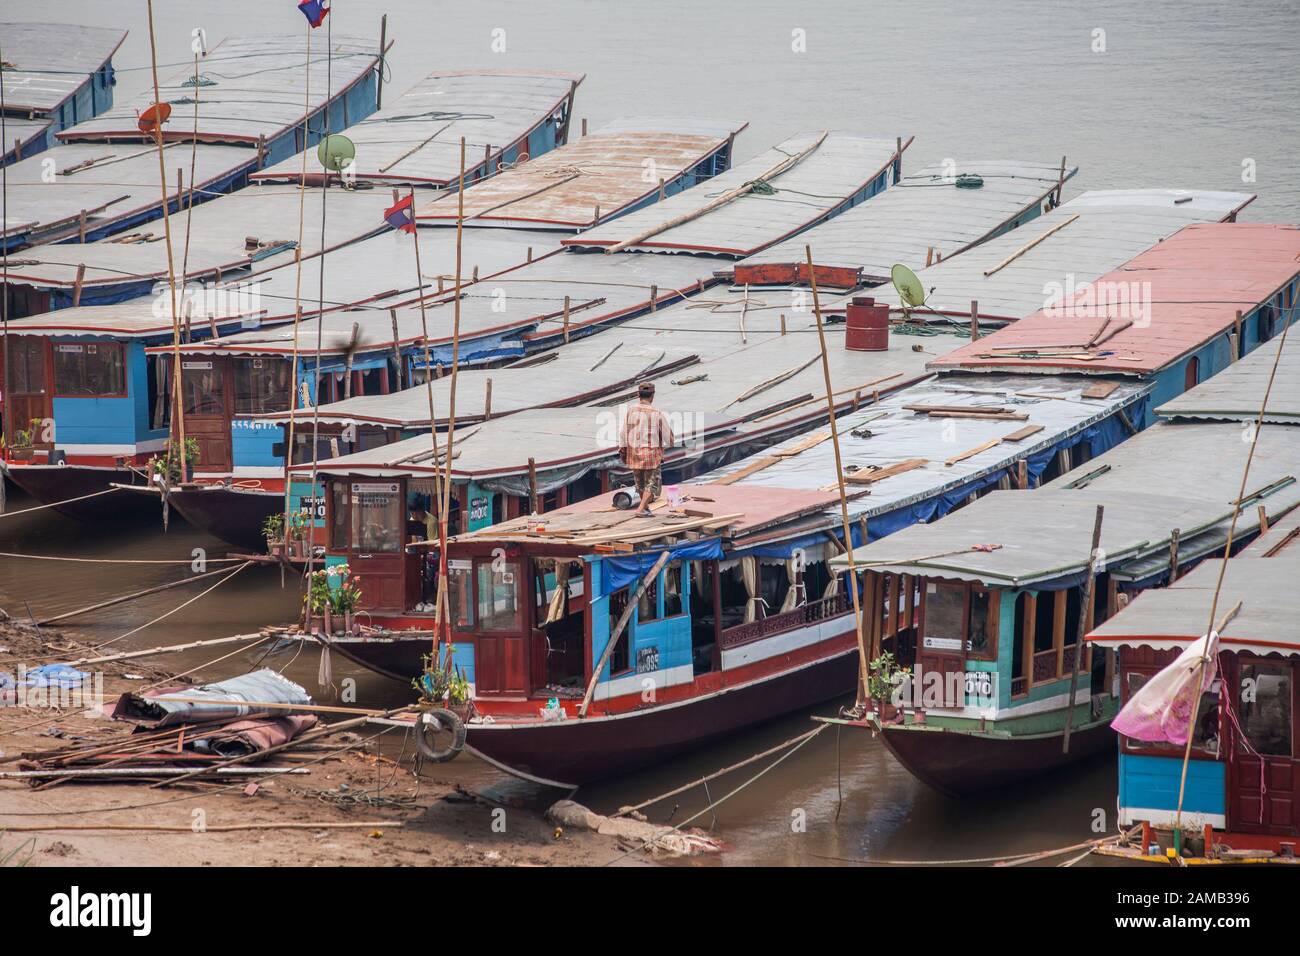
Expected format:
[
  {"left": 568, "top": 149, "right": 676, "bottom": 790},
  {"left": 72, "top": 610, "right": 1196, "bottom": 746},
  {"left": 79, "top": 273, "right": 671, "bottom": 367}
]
[{"left": 0, "top": 619, "right": 647, "bottom": 867}]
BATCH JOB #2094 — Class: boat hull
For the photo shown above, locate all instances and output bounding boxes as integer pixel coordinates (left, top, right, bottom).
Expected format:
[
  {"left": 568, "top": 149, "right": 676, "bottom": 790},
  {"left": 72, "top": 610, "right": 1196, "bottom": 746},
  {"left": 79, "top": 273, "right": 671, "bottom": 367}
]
[
  {"left": 878, "top": 717, "right": 1116, "bottom": 797},
  {"left": 166, "top": 486, "right": 281, "bottom": 550},
  {"left": 2, "top": 464, "right": 160, "bottom": 522},
  {"left": 465, "top": 651, "right": 860, "bottom": 786}
]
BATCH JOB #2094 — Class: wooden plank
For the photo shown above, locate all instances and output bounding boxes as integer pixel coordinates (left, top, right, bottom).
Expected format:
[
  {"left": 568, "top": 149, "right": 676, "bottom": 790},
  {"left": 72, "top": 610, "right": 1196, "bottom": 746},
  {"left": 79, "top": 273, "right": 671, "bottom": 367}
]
[
  {"left": 712, "top": 431, "right": 831, "bottom": 485},
  {"left": 930, "top": 410, "right": 1029, "bottom": 422},
  {"left": 945, "top": 439, "right": 1001, "bottom": 467},
  {"left": 843, "top": 458, "right": 928, "bottom": 485},
  {"left": 1081, "top": 381, "right": 1120, "bottom": 399},
  {"left": 903, "top": 403, "right": 1007, "bottom": 415},
  {"left": 1001, "top": 424, "right": 1046, "bottom": 443}
]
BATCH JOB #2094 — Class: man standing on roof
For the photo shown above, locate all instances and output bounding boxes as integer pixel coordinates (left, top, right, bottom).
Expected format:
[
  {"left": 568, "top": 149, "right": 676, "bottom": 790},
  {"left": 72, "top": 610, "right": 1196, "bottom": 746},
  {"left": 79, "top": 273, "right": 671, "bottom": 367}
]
[{"left": 620, "top": 382, "right": 674, "bottom": 516}]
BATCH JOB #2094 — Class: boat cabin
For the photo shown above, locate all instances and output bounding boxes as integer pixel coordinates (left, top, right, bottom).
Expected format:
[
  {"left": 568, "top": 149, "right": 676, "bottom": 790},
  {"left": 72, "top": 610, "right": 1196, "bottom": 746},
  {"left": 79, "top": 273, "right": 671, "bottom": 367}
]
[{"left": 1089, "top": 517, "right": 1300, "bottom": 851}]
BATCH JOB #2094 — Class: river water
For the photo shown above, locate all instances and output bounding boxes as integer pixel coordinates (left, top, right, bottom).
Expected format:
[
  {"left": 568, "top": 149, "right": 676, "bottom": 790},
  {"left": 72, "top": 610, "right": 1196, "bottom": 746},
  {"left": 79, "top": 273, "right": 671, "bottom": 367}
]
[{"left": 2, "top": 0, "right": 1296, "bottom": 864}]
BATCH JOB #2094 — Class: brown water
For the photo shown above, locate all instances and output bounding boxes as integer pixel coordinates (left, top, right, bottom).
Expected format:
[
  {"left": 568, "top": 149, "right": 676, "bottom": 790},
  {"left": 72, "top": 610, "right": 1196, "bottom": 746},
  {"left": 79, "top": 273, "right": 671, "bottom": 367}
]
[{"left": 0, "top": 487, "right": 1118, "bottom": 865}]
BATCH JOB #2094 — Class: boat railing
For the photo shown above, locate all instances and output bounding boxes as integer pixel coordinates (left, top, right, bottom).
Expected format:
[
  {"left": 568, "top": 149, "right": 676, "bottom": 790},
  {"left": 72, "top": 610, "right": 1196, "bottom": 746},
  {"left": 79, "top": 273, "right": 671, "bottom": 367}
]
[{"left": 720, "top": 591, "right": 850, "bottom": 649}]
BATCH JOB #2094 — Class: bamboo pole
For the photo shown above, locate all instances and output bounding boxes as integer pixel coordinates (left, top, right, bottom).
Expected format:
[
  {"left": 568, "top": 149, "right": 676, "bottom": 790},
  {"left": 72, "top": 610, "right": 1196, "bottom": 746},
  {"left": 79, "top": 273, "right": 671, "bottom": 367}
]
[{"left": 806, "top": 245, "right": 869, "bottom": 706}]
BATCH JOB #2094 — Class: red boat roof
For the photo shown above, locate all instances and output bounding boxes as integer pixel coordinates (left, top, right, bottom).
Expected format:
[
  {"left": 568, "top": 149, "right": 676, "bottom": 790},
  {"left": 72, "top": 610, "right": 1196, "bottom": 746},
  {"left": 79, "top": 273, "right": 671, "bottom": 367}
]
[{"left": 929, "top": 223, "right": 1300, "bottom": 376}]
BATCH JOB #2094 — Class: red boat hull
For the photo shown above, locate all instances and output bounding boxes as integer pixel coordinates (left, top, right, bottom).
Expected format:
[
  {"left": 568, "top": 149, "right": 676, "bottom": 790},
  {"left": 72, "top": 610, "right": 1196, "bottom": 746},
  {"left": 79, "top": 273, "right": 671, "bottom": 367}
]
[
  {"left": 465, "top": 651, "right": 859, "bottom": 786},
  {"left": 878, "top": 718, "right": 1116, "bottom": 797}
]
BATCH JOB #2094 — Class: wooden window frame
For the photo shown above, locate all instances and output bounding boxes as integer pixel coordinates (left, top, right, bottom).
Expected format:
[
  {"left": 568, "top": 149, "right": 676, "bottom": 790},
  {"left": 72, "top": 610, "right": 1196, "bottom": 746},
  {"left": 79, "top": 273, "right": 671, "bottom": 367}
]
[{"left": 51, "top": 340, "right": 128, "bottom": 399}]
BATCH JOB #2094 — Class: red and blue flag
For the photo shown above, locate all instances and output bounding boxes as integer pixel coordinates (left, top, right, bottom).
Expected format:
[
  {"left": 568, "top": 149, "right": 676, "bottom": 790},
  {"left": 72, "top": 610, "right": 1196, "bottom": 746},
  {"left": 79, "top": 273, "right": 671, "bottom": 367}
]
[
  {"left": 384, "top": 195, "right": 417, "bottom": 235},
  {"left": 297, "top": 0, "right": 330, "bottom": 28}
]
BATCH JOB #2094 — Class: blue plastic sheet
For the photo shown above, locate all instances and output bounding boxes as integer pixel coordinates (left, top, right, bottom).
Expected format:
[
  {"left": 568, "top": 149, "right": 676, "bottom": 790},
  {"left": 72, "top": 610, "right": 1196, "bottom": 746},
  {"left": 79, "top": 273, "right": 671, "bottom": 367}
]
[{"left": 602, "top": 537, "right": 724, "bottom": 594}]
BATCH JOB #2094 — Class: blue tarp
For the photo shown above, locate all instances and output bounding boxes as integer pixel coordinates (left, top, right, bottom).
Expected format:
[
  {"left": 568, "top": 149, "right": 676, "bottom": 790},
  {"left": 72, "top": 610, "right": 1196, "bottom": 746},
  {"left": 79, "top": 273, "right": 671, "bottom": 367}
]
[{"left": 602, "top": 537, "right": 724, "bottom": 594}]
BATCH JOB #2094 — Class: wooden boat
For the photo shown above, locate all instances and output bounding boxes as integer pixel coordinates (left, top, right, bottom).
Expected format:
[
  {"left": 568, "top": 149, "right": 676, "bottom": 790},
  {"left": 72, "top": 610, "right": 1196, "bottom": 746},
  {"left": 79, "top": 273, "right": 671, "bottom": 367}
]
[{"left": 828, "top": 249, "right": 1300, "bottom": 795}]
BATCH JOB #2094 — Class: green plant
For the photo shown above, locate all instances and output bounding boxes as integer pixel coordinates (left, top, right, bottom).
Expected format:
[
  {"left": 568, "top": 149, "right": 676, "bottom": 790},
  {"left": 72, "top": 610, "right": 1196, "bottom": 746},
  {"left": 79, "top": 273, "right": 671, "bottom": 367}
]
[
  {"left": 327, "top": 564, "right": 362, "bottom": 613},
  {"left": 149, "top": 437, "right": 200, "bottom": 484},
  {"left": 306, "top": 568, "right": 333, "bottom": 615},
  {"left": 9, "top": 426, "right": 33, "bottom": 450},
  {"left": 262, "top": 513, "right": 286, "bottom": 541},
  {"left": 413, "top": 653, "right": 471, "bottom": 704},
  {"left": 288, "top": 510, "right": 311, "bottom": 538},
  {"left": 867, "top": 652, "right": 910, "bottom": 706}
]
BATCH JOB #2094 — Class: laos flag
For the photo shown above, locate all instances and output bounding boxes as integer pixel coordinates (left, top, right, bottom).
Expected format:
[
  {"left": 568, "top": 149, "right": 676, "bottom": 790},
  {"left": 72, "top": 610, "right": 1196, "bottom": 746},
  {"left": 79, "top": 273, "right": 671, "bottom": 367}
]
[
  {"left": 384, "top": 195, "right": 417, "bottom": 235},
  {"left": 298, "top": 0, "right": 330, "bottom": 28}
]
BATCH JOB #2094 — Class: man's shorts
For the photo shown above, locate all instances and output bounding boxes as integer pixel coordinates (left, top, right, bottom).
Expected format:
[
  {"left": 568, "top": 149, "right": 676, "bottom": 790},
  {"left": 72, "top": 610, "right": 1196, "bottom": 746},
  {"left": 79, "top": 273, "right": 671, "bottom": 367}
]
[{"left": 633, "top": 468, "right": 662, "bottom": 500}]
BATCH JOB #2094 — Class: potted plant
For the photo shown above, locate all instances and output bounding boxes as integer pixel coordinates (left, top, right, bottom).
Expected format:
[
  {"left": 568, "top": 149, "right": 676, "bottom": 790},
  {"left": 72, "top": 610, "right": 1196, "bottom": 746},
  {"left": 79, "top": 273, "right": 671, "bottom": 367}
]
[
  {"left": 328, "top": 564, "right": 362, "bottom": 634},
  {"left": 867, "top": 652, "right": 910, "bottom": 722},
  {"left": 305, "top": 568, "right": 332, "bottom": 633},
  {"left": 148, "top": 437, "right": 199, "bottom": 486},
  {"left": 262, "top": 513, "right": 286, "bottom": 557},
  {"left": 6, "top": 425, "right": 34, "bottom": 462},
  {"left": 413, "top": 654, "right": 473, "bottom": 721},
  {"left": 287, "top": 510, "right": 311, "bottom": 560}
]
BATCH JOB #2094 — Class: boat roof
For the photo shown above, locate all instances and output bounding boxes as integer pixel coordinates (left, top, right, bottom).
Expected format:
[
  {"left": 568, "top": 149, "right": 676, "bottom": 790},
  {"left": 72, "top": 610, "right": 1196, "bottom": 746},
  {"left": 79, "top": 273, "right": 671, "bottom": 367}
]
[
  {"left": 869, "top": 189, "right": 1256, "bottom": 322},
  {"left": 1156, "top": 333, "right": 1300, "bottom": 425},
  {"left": 706, "top": 373, "right": 1150, "bottom": 516},
  {"left": 561, "top": 131, "right": 909, "bottom": 257},
  {"left": 446, "top": 482, "right": 848, "bottom": 550},
  {"left": 163, "top": 249, "right": 717, "bottom": 358},
  {"left": 828, "top": 418, "right": 1300, "bottom": 587},
  {"left": 0, "top": 23, "right": 126, "bottom": 114},
  {"left": 2, "top": 187, "right": 393, "bottom": 292},
  {"left": 1087, "top": 555, "right": 1300, "bottom": 657},
  {"left": 928, "top": 223, "right": 1300, "bottom": 376},
  {"left": 291, "top": 322, "right": 967, "bottom": 479},
  {"left": 59, "top": 34, "right": 382, "bottom": 146},
  {"left": 251, "top": 69, "right": 584, "bottom": 186},
  {"left": 0, "top": 141, "right": 255, "bottom": 246},
  {"left": 0, "top": 295, "right": 263, "bottom": 338},
  {"left": 740, "top": 159, "right": 1075, "bottom": 280},
  {"left": 416, "top": 117, "right": 747, "bottom": 230}
]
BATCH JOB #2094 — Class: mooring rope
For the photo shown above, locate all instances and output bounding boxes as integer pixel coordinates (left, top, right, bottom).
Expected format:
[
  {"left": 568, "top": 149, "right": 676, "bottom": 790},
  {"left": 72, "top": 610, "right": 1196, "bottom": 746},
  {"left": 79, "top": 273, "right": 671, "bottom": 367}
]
[{"left": 0, "top": 487, "right": 122, "bottom": 519}]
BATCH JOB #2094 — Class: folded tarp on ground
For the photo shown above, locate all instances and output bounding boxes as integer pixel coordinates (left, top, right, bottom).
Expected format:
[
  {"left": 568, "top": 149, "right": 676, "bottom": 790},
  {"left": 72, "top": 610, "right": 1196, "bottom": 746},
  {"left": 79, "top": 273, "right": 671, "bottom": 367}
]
[
  {"left": 113, "top": 668, "right": 312, "bottom": 727},
  {"left": 190, "top": 714, "right": 319, "bottom": 756}
]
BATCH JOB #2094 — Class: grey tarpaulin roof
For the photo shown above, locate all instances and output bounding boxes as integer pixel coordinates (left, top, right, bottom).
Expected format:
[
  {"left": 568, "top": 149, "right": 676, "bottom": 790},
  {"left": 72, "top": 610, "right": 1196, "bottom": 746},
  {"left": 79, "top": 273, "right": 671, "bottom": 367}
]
[
  {"left": 562, "top": 131, "right": 908, "bottom": 257},
  {"left": 60, "top": 34, "right": 381, "bottom": 146},
  {"left": 251, "top": 69, "right": 583, "bottom": 186},
  {"left": 869, "top": 189, "right": 1256, "bottom": 322},
  {"left": 0, "top": 140, "right": 255, "bottom": 246},
  {"left": 1, "top": 293, "right": 263, "bottom": 338},
  {"left": 225, "top": 225, "right": 563, "bottom": 322},
  {"left": 417, "top": 116, "right": 747, "bottom": 230},
  {"left": 1157, "top": 333, "right": 1300, "bottom": 425},
  {"left": 167, "top": 248, "right": 718, "bottom": 361},
  {"left": 290, "top": 323, "right": 964, "bottom": 483},
  {"left": 1088, "top": 558, "right": 1300, "bottom": 656},
  {"left": 114, "top": 669, "right": 312, "bottom": 727},
  {"left": 742, "top": 159, "right": 1075, "bottom": 280},
  {"left": 830, "top": 419, "right": 1300, "bottom": 586},
  {"left": 2, "top": 186, "right": 393, "bottom": 295},
  {"left": 0, "top": 23, "right": 125, "bottom": 114},
  {"left": 707, "top": 373, "right": 1150, "bottom": 514}
]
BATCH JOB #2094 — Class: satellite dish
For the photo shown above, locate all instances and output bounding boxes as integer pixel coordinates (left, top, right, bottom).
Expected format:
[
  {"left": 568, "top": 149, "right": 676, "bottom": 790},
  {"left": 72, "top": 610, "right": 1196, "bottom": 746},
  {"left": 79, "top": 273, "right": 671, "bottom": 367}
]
[
  {"left": 136, "top": 102, "right": 172, "bottom": 135},
  {"left": 316, "top": 134, "right": 356, "bottom": 172},
  {"left": 890, "top": 263, "right": 929, "bottom": 311}
]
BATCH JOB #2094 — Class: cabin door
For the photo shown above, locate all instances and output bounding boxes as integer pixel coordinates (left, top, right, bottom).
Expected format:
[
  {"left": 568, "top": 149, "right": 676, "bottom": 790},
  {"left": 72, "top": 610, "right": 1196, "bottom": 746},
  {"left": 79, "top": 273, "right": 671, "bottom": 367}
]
[
  {"left": 3, "top": 338, "right": 51, "bottom": 446},
  {"left": 181, "top": 357, "right": 232, "bottom": 472},
  {"left": 916, "top": 580, "right": 967, "bottom": 708},
  {"left": 346, "top": 481, "right": 406, "bottom": 612},
  {"left": 473, "top": 557, "right": 528, "bottom": 696},
  {"left": 1227, "top": 657, "right": 1299, "bottom": 836}
]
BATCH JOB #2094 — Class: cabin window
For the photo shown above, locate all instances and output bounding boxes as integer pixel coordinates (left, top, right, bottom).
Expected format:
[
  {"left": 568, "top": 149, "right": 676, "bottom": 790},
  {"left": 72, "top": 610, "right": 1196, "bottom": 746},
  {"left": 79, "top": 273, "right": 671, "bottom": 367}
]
[
  {"left": 53, "top": 342, "right": 125, "bottom": 396},
  {"left": 181, "top": 361, "right": 224, "bottom": 415},
  {"left": 476, "top": 561, "right": 520, "bottom": 631},
  {"left": 1238, "top": 662, "right": 1292, "bottom": 757},
  {"left": 607, "top": 587, "right": 630, "bottom": 673},
  {"left": 147, "top": 355, "right": 171, "bottom": 429},
  {"left": 329, "top": 482, "right": 349, "bottom": 550},
  {"left": 233, "top": 358, "right": 291, "bottom": 414},
  {"left": 6, "top": 338, "right": 46, "bottom": 393},
  {"left": 967, "top": 588, "right": 997, "bottom": 661},
  {"left": 350, "top": 484, "right": 402, "bottom": 552},
  {"left": 663, "top": 563, "right": 684, "bottom": 617},
  {"left": 638, "top": 573, "right": 660, "bottom": 623},
  {"left": 923, "top": 582, "right": 965, "bottom": 648},
  {"left": 1123, "top": 671, "right": 1219, "bottom": 755},
  {"left": 448, "top": 561, "right": 474, "bottom": 631}
]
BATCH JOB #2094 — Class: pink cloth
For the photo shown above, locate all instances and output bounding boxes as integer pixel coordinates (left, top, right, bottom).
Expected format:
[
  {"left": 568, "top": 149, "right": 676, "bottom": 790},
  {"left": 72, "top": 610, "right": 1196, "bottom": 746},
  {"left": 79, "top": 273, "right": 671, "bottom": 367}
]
[{"left": 1112, "top": 631, "right": 1219, "bottom": 745}]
